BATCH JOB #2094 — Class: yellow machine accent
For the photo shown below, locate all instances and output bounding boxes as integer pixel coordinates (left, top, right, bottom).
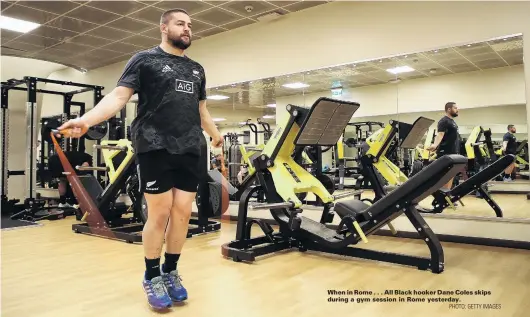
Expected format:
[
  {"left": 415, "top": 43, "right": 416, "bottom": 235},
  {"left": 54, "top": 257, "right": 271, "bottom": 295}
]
[
  {"left": 494, "top": 148, "right": 528, "bottom": 166},
  {"left": 239, "top": 144, "right": 264, "bottom": 176},
  {"left": 100, "top": 139, "right": 134, "bottom": 184},
  {"left": 337, "top": 135, "right": 345, "bottom": 159},
  {"left": 261, "top": 115, "right": 335, "bottom": 209},
  {"left": 422, "top": 126, "right": 437, "bottom": 160},
  {"left": 465, "top": 126, "right": 482, "bottom": 159},
  {"left": 364, "top": 127, "right": 408, "bottom": 185}
]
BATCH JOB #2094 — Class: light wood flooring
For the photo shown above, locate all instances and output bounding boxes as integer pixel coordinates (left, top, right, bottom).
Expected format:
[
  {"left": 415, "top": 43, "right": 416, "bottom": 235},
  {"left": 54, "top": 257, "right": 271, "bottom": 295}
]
[{"left": 2, "top": 217, "right": 530, "bottom": 317}]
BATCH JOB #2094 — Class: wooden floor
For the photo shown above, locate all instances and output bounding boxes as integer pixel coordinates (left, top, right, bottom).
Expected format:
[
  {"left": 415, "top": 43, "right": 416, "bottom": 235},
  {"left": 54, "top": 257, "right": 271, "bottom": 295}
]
[{"left": 2, "top": 218, "right": 530, "bottom": 317}]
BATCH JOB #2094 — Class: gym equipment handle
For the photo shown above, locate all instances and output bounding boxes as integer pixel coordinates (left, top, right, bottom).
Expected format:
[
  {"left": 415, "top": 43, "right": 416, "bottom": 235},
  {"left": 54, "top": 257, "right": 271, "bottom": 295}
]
[
  {"left": 93, "top": 144, "right": 127, "bottom": 151},
  {"left": 249, "top": 201, "right": 294, "bottom": 210},
  {"left": 76, "top": 166, "right": 108, "bottom": 172},
  {"left": 333, "top": 190, "right": 363, "bottom": 200},
  {"left": 7, "top": 170, "right": 25, "bottom": 176}
]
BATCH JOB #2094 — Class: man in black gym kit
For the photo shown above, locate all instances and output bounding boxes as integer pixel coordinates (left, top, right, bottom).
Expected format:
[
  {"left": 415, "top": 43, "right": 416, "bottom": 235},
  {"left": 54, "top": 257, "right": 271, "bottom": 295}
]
[
  {"left": 502, "top": 124, "right": 517, "bottom": 181},
  {"left": 427, "top": 102, "right": 460, "bottom": 189},
  {"left": 58, "top": 8, "right": 223, "bottom": 310}
]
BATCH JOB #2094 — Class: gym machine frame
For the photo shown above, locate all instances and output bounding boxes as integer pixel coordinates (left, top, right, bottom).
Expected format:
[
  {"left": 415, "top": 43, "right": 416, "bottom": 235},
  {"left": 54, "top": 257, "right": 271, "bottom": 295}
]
[
  {"left": 222, "top": 97, "right": 465, "bottom": 274},
  {"left": 359, "top": 118, "right": 513, "bottom": 217},
  {"left": 71, "top": 137, "right": 221, "bottom": 243},
  {"left": 1, "top": 76, "right": 103, "bottom": 217}
]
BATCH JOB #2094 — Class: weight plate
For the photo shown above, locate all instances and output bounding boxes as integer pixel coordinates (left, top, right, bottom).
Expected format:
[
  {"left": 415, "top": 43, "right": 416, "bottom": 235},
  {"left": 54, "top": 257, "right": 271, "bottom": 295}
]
[
  {"left": 41, "top": 117, "right": 62, "bottom": 143},
  {"left": 140, "top": 195, "right": 148, "bottom": 224},
  {"left": 86, "top": 121, "right": 109, "bottom": 140},
  {"left": 208, "top": 182, "right": 223, "bottom": 216},
  {"left": 195, "top": 181, "right": 229, "bottom": 217}
]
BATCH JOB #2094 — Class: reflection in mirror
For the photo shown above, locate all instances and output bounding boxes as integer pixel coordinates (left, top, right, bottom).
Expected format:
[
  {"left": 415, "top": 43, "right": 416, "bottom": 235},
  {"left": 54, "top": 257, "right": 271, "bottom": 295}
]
[{"left": 393, "top": 34, "right": 527, "bottom": 220}]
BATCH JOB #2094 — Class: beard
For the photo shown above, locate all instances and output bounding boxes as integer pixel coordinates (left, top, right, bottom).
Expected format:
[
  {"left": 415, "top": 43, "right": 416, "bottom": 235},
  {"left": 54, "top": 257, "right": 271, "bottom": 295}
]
[
  {"left": 168, "top": 32, "right": 191, "bottom": 50},
  {"left": 451, "top": 111, "right": 459, "bottom": 117}
]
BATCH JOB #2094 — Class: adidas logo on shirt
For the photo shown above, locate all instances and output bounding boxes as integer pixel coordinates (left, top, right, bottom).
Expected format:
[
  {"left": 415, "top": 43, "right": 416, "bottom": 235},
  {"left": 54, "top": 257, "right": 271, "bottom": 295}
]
[{"left": 162, "top": 65, "right": 172, "bottom": 73}]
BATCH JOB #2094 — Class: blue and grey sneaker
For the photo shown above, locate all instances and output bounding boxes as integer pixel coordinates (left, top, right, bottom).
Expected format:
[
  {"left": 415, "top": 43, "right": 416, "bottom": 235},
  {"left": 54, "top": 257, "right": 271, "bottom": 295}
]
[
  {"left": 142, "top": 275, "right": 172, "bottom": 310},
  {"left": 161, "top": 268, "right": 188, "bottom": 302}
]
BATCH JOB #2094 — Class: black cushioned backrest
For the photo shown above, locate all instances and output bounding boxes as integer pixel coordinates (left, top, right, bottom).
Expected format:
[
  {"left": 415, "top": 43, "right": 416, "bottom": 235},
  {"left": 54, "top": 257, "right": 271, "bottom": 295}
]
[
  {"left": 400, "top": 117, "right": 435, "bottom": 149},
  {"left": 451, "top": 154, "right": 514, "bottom": 196},
  {"left": 295, "top": 97, "right": 360, "bottom": 146},
  {"left": 78, "top": 175, "right": 104, "bottom": 201},
  {"left": 366, "top": 155, "right": 468, "bottom": 217}
]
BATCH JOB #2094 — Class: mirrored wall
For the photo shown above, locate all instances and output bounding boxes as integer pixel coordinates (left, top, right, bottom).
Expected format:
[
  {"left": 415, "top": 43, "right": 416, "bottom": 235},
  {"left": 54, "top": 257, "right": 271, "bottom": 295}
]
[
  {"left": 394, "top": 34, "right": 527, "bottom": 220},
  {"left": 206, "top": 33, "right": 527, "bottom": 226}
]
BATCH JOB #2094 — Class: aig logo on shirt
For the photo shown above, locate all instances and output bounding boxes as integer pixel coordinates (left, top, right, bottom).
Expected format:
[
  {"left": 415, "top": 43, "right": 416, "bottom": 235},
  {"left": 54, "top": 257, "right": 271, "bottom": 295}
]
[{"left": 175, "top": 79, "right": 194, "bottom": 94}]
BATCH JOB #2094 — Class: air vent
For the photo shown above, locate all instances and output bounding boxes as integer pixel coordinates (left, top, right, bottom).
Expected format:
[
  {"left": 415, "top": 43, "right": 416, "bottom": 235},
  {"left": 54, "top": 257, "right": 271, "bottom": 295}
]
[{"left": 256, "top": 11, "right": 284, "bottom": 22}]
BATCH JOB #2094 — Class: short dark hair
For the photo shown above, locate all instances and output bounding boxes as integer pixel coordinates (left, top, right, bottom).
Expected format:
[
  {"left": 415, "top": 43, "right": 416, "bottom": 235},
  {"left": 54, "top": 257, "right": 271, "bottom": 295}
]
[
  {"left": 160, "top": 8, "right": 190, "bottom": 24},
  {"left": 508, "top": 124, "right": 515, "bottom": 130},
  {"left": 444, "top": 102, "right": 456, "bottom": 112}
]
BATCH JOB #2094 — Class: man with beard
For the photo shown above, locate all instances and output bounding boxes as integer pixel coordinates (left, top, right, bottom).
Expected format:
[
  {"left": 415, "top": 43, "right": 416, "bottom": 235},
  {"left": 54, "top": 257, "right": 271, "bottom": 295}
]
[
  {"left": 57, "top": 8, "right": 223, "bottom": 310},
  {"left": 427, "top": 102, "right": 461, "bottom": 190}
]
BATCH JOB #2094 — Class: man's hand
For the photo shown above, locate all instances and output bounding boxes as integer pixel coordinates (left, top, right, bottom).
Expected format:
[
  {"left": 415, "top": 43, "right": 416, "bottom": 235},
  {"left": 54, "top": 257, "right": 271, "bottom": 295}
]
[
  {"left": 211, "top": 133, "right": 224, "bottom": 148},
  {"left": 426, "top": 144, "right": 437, "bottom": 152},
  {"left": 56, "top": 118, "right": 90, "bottom": 138}
]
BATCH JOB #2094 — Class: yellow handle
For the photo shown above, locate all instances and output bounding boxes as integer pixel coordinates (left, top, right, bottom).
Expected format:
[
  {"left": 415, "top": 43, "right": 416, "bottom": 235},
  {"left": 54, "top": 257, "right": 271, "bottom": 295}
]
[
  {"left": 81, "top": 211, "right": 90, "bottom": 222},
  {"left": 353, "top": 221, "right": 368, "bottom": 243},
  {"left": 445, "top": 196, "right": 455, "bottom": 209},
  {"left": 387, "top": 222, "right": 397, "bottom": 235}
]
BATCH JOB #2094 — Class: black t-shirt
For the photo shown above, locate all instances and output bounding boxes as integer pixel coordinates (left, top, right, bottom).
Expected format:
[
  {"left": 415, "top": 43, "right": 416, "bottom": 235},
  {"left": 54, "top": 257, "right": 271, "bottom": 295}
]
[
  {"left": 503, "top": 132, "right": 517, "bottom": 154},
  {"left": 437, "top": 116, "right": 460, "bottom": 155},
  {"left": 117, "top": 46, "right": 207, "bottom": 156}
]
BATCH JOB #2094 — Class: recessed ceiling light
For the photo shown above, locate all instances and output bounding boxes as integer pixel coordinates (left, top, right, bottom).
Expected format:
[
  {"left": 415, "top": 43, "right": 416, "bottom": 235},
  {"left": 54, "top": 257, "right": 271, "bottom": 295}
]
[
  {"left": 282, "top": 82, "right": 309, "bottom": 89},
  {"left": 386, "top": 66, "right": 415, "bottom": 74},
  {"left": 263, "top": 115, "right": 275, "bottom": 119},
  {"left": 267, "top": 103, "right": 276, "bottom": 108},
  {"left": 213, "top": 118, "right": 226, "bottom": 122},
  {"left": 0, "top": 16, "right": 40, "bottom": 33},
  {"left": 207, "top": 95, "right": 229, "bottom": 100}
]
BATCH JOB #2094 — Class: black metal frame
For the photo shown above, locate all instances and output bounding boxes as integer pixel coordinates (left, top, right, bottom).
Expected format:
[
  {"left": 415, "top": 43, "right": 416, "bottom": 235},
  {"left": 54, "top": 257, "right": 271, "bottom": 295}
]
[
  {"left": 360, "top": 118, "right": 509, "bottom": 218},
  {"left": 72, "top": 139, "right": 221, "bottom": 243},
  {"left": 427, "top": 154, "right": 515, "bottom": 217},
  {"left": 222, "top": 155, "right": 459, "bottom": 274},
  {"left": 222, "top": 98, "right": 462, "bottom": 274},
  {"left": 1, "top": 76, "right": 103, "bottom": 216}
]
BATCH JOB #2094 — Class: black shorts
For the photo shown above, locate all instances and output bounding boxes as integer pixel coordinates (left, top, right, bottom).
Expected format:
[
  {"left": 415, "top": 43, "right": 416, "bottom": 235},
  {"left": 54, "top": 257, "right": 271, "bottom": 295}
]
[{"left": 136, "top": 149, "right": 201, "bottom": 194}]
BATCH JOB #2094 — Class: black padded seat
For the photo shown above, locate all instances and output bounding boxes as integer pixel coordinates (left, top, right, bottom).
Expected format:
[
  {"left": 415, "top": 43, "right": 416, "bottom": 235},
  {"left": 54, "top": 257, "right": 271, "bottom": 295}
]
[
  {"left": 334, "top": 199, "right": 371, "bottom": 222},
  {"left": 334, "top": 155, "right": 468, "bottom": 223}
]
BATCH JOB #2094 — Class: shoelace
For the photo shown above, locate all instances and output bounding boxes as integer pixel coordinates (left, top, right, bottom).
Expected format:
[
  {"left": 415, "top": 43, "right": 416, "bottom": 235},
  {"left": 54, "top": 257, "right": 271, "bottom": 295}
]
[
  {"left": 151, "top": 280, "right": 167, "bottom": 297},
  {"left": 166, "top": 273, "right": 183, "bottom": 289}
]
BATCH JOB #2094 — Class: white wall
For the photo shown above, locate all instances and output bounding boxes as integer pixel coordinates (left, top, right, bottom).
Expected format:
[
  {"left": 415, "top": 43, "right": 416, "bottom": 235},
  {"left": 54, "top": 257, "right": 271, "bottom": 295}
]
[
  {"left": 1, "top": 56, "right": 71, "bottom": 200},
  {"left": 186, "top": 1, "right": 530, "bottom": 88}
]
